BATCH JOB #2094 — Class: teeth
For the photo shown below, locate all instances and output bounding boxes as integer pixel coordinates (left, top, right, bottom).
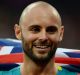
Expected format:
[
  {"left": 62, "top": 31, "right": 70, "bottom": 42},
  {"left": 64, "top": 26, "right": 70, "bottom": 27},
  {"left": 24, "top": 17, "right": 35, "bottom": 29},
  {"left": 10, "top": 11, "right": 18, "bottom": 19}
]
[{"left": 35, "top": 46, "right": 49, "bottom": 49}]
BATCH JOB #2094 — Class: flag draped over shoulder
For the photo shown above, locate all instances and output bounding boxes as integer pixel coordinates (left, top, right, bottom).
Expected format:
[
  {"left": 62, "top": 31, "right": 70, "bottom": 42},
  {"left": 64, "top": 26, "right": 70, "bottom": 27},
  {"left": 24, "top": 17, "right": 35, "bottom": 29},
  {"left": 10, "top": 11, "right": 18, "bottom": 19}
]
[{"left": 0, "top": 38, "right": 80, "bottom": 72}]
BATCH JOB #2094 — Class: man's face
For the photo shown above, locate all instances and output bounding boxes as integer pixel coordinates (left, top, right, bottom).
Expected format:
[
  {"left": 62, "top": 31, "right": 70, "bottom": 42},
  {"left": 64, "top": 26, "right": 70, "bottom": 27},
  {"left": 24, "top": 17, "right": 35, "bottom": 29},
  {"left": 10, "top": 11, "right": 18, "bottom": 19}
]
[{"left": 15, "top": 7, "right": 64, "bottom": 64}]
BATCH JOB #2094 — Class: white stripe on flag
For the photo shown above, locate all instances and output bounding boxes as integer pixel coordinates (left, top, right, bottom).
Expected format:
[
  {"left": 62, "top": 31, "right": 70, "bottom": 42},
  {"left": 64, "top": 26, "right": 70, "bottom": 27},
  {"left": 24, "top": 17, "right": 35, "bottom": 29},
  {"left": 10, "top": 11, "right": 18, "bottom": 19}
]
[
  {"left": 55, "top": 48, "right": 74, "bottom": 57},
  {"left": 0, "top": 46, "right": 14, "bottom": 55}
]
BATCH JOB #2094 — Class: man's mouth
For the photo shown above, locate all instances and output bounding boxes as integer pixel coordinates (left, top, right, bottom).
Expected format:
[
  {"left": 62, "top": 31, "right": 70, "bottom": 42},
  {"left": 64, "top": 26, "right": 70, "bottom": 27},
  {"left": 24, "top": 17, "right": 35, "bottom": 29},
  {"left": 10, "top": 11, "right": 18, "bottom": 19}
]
[
  {"left": 34, "top": 45, "right": 50, "bottom": 49},
  {"left": 33, "top": 44, "right": 51, "bottom": 50}
]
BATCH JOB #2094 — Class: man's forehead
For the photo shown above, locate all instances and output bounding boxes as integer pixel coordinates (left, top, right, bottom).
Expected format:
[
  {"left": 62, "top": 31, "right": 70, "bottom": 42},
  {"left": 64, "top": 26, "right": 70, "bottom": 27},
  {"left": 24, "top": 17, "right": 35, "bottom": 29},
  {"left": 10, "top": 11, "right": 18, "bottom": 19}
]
[{"left": 25, "top": 6, "right": 55, "bottom": 19}]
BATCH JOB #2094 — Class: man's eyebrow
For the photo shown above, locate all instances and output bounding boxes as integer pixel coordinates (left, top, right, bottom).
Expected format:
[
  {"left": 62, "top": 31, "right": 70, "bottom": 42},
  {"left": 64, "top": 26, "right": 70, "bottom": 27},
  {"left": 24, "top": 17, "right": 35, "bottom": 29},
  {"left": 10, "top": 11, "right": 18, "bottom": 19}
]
[
  {"left": 29, "top": 25, "right": 41, "bottom": 28},
  {"left": 46, "top": 25, "right": 58, "bottom": 31},
  {"left": 47, "top": 25, "right": 58, "bottom": 28}
]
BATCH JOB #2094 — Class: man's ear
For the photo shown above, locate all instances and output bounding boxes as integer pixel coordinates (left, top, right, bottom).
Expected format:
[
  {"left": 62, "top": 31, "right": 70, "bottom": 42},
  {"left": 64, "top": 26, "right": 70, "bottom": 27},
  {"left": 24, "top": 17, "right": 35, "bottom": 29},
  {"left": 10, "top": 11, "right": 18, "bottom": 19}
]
[
  {"left": 59, "top": 26, "right": 64, "bottom": 41},
  {"left": 14, "top": 24, "right": 21, "bottom": 40}
]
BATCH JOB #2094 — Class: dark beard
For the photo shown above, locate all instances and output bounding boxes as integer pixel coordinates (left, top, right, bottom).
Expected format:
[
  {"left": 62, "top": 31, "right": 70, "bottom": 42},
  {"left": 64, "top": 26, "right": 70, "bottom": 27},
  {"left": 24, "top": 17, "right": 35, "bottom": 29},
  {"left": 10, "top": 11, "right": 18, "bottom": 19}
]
[{"left": 22, "top": 43, "right": 57, "bottom": 66}]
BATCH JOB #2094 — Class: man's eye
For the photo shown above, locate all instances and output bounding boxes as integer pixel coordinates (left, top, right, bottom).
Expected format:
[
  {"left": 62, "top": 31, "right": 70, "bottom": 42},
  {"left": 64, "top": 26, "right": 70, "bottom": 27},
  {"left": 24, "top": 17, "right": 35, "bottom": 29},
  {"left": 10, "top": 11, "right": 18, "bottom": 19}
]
[
  {"left": 46, "top": 26, "right": 58, "bottom": 34},
  {"left": 31, "top": 27, "right": 40, "bottom": 33}
]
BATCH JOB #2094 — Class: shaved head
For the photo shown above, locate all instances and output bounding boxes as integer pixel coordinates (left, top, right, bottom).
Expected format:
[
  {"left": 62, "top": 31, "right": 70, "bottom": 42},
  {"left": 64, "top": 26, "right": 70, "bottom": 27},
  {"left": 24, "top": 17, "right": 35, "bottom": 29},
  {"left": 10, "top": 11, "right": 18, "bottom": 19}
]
[{"left": 19, "top": 1, "right": 62, "bottom": 26}]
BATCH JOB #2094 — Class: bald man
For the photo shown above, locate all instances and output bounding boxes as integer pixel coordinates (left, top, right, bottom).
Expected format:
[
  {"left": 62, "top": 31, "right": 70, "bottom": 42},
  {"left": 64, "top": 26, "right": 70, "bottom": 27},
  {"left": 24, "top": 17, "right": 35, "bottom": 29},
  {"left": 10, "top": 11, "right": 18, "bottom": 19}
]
[{"left": 0, "top": 1, "right": 77, "bottom": 75}]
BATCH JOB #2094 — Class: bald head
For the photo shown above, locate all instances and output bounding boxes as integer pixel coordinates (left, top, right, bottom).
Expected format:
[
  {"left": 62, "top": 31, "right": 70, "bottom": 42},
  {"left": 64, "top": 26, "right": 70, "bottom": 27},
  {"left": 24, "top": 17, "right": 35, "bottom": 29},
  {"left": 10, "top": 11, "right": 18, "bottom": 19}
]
[{"left": 19, "top": 1, "right": 62, "bottom": 26}]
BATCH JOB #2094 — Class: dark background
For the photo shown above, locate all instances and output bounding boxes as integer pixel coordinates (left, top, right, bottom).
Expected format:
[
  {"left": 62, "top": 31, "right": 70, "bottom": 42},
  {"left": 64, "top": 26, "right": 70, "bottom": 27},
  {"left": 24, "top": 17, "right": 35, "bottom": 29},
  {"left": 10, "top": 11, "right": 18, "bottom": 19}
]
[{"left": 0, "top": 0, "right": 80, "bottom": 49}]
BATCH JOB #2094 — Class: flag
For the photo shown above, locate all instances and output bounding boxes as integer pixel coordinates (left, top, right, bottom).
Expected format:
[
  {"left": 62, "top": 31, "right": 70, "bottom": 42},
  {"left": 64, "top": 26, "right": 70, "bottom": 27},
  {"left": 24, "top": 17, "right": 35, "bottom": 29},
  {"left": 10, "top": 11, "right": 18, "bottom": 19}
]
[{"left": 0, "top": 38, "right": 80, "bottom": 72}]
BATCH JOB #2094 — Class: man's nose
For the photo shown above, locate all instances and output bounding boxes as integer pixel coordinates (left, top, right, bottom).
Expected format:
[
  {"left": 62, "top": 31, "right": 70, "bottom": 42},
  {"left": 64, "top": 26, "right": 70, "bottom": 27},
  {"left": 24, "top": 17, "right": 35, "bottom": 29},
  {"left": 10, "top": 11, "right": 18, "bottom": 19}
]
[{"left": 38, "top": 30, "right": 48, "bottom": 41}]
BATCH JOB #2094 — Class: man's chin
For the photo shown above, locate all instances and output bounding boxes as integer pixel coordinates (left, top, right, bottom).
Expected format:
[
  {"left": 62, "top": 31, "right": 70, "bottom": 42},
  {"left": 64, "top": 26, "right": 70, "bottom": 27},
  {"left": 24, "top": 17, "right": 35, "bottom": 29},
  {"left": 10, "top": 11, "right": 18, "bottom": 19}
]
[
  {"left": 31, "top": 54, "right": 54, "bottom": 66},
  {"left": 24, "top": 50, "right": 55, "bottom": 66}
]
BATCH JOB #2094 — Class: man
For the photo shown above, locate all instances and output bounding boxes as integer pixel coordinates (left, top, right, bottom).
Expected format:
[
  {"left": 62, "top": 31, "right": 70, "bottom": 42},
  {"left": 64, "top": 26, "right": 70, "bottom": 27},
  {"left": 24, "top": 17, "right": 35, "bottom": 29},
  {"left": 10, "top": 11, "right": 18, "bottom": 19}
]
[{"left": 0, "top": 1, "right": 77, "bottom": 75}]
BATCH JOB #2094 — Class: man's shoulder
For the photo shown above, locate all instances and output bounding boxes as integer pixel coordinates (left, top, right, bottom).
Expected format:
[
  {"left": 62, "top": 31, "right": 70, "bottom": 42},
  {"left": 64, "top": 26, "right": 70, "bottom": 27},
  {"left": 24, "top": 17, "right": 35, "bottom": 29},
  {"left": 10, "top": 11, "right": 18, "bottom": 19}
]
[
  {"left": 0, "top": 66, "right": 20, "bottom": 75},
  {"left": 57, "top": 66, "right": 77, "bottom": 75}
]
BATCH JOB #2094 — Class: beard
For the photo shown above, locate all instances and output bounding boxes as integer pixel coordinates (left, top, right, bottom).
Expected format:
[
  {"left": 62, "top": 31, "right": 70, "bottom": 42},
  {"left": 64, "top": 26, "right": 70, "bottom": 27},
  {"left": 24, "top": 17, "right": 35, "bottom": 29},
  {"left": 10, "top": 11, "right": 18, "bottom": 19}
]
[{"left": 22, "top": 37, "right": 58, "bottom": 66}]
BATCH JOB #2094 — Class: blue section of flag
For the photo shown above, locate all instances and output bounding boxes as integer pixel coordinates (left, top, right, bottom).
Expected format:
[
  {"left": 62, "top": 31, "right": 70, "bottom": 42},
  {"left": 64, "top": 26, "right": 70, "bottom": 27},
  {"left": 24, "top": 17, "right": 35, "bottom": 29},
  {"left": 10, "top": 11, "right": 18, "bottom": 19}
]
[
  {"left": 0, "top": 64, "right": 19, "bottom": 71},
  {"left": 64, "top": 52, "right": 80, "bottom": 58},
  {"left": 0, "top": 39, "right": 21, "bottom": 46},
  {"left": 11, "top": 46, "right": 23, "bottom": 53}
]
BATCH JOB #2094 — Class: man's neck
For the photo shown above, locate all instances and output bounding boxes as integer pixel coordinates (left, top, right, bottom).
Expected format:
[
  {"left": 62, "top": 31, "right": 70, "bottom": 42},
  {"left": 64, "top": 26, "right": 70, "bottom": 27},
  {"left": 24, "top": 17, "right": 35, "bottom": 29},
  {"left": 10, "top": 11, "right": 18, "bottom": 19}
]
[{"left": 20, "top": 55, "right": 57, "bottom": 75}]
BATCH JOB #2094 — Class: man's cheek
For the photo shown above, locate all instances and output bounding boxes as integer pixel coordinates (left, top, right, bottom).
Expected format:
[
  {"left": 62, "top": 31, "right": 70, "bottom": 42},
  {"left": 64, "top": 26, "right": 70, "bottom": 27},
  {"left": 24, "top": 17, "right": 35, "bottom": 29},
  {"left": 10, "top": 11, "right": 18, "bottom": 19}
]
[{"left": 27, "top": 34, "right": 37, "bottom": 40}]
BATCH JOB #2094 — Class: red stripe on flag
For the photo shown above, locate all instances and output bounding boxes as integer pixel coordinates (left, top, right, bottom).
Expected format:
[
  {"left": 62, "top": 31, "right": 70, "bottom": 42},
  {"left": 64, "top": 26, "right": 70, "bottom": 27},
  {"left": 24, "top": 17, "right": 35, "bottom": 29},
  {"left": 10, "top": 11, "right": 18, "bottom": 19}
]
[
  {"left": 0, "top": 53, "right": 80, "bottom": 65},
  {"left": 55, "top": 57, "right": 80, "bottom": 65},
  {"left": 0, "top": 53, "right": 23, "bottom": 63}
]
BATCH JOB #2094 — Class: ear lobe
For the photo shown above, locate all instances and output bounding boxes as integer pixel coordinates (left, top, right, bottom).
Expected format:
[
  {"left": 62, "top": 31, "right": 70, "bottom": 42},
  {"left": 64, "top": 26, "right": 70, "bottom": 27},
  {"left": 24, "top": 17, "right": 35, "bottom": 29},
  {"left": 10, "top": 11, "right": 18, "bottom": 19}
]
[{"left": 14, "top": 24, "right": 21, "bottom": 40}]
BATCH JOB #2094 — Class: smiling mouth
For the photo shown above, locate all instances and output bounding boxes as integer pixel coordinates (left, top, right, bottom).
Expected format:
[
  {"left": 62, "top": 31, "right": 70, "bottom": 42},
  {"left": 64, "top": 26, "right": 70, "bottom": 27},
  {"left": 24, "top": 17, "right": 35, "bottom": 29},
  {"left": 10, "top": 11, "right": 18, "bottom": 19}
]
[
  {"left": 35, "top": 45, "right": 49, "bottom": 49},
  {"left": 33, "top": 45, "right": 51, "bottom": 49}
]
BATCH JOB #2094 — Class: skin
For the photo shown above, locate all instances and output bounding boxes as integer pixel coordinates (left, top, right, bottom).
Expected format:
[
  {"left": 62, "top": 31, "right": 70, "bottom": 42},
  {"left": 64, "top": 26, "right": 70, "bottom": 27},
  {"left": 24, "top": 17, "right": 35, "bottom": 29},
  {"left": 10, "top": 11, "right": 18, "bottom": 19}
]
[{"left": 14, "top": 1, "right": 64, "bottom": 75}]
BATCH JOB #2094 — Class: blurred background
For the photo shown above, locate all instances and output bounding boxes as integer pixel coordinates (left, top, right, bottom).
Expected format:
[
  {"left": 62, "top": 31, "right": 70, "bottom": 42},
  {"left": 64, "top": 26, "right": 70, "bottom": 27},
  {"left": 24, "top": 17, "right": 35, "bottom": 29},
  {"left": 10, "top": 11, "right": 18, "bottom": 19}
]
[{"left": 0, "top": 0, "right": 80, "bottom": 49}]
